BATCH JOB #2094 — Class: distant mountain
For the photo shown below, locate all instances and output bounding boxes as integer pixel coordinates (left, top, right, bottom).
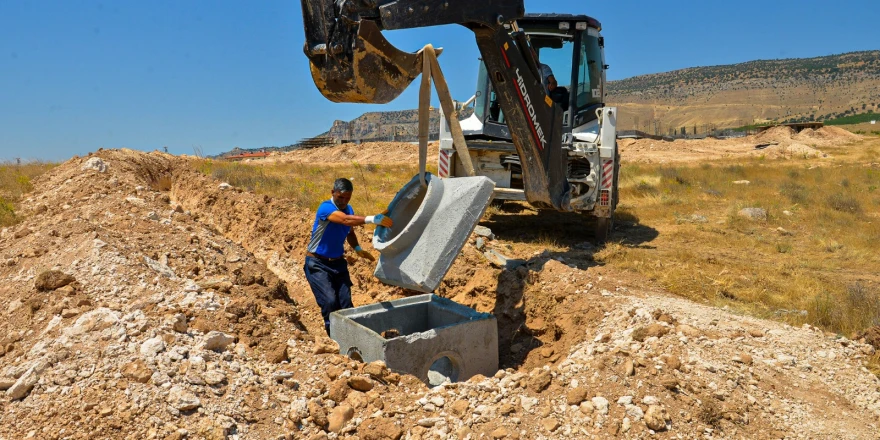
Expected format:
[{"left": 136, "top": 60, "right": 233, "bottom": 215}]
[{"left": 606, "top": 50, "right": 880, "bottom": 134}]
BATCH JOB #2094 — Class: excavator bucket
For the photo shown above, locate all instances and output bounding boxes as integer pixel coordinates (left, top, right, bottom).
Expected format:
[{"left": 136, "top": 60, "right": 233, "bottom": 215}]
[
  {"left": 372, "top": 173, "right": 495, "bottom": 292},
  {"left": 306, "top": 20, "right": 434, "bottom": 104}
]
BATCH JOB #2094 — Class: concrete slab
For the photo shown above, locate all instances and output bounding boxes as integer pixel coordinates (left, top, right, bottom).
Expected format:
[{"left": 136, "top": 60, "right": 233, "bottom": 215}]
[
  {"left": 373, "top": 173, "right": 494, "bottom": 293},
  {"left": 329, "top": 294, "right": 498, "bottom": 386}
]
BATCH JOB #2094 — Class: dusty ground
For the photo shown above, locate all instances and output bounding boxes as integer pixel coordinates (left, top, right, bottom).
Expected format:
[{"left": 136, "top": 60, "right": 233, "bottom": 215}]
[
  {"left": 619, "top": 126, "right": 862, "bottom": 163},
  {"left": 1, "top": 142, "right": 879, "bottom": 439}
]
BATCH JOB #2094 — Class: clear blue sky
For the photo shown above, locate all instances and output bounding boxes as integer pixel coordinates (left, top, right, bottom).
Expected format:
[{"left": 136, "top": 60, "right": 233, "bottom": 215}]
[{"left": 2, "top": 0, "right": 878, "bottom": 161}]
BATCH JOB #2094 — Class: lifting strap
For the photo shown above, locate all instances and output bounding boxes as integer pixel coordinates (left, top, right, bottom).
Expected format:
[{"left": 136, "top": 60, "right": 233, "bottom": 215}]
[{"left": 417, "top": 45, "right": 476, "bottom": 187}]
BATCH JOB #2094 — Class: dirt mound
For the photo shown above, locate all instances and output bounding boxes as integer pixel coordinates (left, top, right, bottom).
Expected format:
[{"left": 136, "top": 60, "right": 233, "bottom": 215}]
[
  {"left": 1, "top": 148, "right": 879, "bottom": 439},
  {"left": 755, "top": 125, "right": 797, "bottom": 143},
  {"left": 261, "top": 141, "right": 439, "bottom": 165}
]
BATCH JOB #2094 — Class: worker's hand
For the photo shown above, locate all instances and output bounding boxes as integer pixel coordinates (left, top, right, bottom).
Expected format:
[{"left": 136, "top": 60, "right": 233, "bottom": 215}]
[
  {"left": 365, "top": 213, "right": 393, "bottom": 228},
  {"left": 354, "top": 245, "right": 376, "bottom": 262}
]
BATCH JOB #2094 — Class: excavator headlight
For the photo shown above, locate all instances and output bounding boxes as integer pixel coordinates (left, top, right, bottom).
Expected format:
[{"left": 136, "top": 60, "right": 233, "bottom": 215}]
[
  {"left": 558, "top": 22, "right": 570, "bottom": 30},
  {"left": 575, "top": 22, "right": 587, "bottom": 30}
]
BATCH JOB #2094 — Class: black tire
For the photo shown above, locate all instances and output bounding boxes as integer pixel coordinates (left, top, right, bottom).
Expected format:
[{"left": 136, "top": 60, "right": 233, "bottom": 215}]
[{"left": 595, "top": 216, "right": 613, "bottom": 244}]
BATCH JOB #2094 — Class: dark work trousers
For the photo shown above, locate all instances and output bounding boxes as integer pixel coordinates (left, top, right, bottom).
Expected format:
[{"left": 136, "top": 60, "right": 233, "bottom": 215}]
[{"left": 303, "top": 256, "right": 353, "bottom": 335}]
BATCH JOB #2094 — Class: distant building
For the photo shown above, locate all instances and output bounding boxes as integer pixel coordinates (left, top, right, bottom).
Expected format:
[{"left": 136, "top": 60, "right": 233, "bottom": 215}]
[{"left": 225, "top": 149, "right": 271, "bottom": 161}]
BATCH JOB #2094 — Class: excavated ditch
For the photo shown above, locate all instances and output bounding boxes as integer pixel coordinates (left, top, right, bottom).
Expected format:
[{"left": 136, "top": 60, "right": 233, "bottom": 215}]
[{"left": 2, "top": 148, "right": 879, "bottom": 440}]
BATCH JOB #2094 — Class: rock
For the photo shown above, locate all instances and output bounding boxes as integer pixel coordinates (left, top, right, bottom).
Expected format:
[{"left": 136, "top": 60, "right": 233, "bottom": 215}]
[
  {"left": 201, "top": 331, "right": 235, "bottom": 352},
  {"left": 169, "top": 313, "right": 188, "bottom": 333},
  {"left": 644, "top": 405, "right": 669, "bottom": 431},
  {"left": 60, "top": 308, "right": 80, "bottom": 318},
  {"left": 732, "top": 180, "right": 750, "bottom": 185},
  {"left": 6, "top": 373, "right": 38, "bottom": 400},
  {"left": 617, "top": 396, "right": 633, "bottom": 406},
  {"left": 676, "top": 324, "right": 702, "bottom": 337},
  {"left": 776, "top": 227, "right": 793, "bottom": 236},
  {"left": 327, "top": 404, "right": 354, "bottom": 432},
  {"left": 364, "top": 361, "right": 389, "bottom": 381},
  {"left": 738, "top": 207, "right": 767, "bottom": 221},
  {"left": 450, "top": 399, "right": 470, "bottom": 416},
  {"left": 267, "top": 343, "right": 289, "bottom": 364},
  {"left": 475, "top": 237, "right": 486, "bottom": 250},
  {"left": 429, "top": 396, "right": 445, "bottom": 407},
  {"left": 624, "top": 358, "right": 635, "bottom": 376},
  {"left": 203, "top": 371, "right": 226, "bottom": 386},
  {"left": 328, "top": 379, "right": 350, "bottom": 403},
  {"left": 642, "top": 396, "right": 659, "bottom": 406},
  {"left": 0, "top": 377, "right": 16, "bottom": 391},
  {"left": 748, "top": 328, "right": 764, "bottom": 338},
  {"left": 490, "top": 427, "right": 510, "bottom": 439},
  {"left": 358, "top": 417, "right": 403, "bottom": 440},
  {"left": 348, "top": 376, "right": 374, "bottom": 392},
  {"left": 625, "top": 404, "right": 644, "bottom": 421},
  {"left": 144, "top": 256, "right": 176, "bottom": 278},
  {"left": 417, "top": 418, "right": 443, "bottom": 427},
  {"left": 660, "top": 376, "right": 679, "bottom": 390},
  {"left": 621, "top": 417, "right": 632, "bottom": 433},
  {"left": 623, "top": 405, "right": 645, "bottom": 422},
  {"left": 592, "top": 396, "right": 609, "bottom": 414},
  {"left": 218, "top": 182, "right": 232, "bottom": 190},
  {"left": 122, "top": 360, "right": 153, "bottom": 384},
  {"left": 483, "top": 249, "right": 509, "bottom": 268},
  {"left": 473, "top": 226, "right": 494, "bottom": 239},
  {"left": 81, "top": 157, "right": 108, "bottom": 172},
  {"left": 540, "top": 347, "right": 555, "bottom": 358},
  {"left": 308, "top": 400, "right": 328, "bottom": 428},
  {"left": 140, "top": 336, "right": 166, "bottom": 357},
  {"left": 733, "top": 353, "right": 753, "bottom": 365},
  {"left": 309, "top": 433, "right": 329, "bottom": 440},
  {"left": 782, "top": 210, "right": 793, "bottom": 216},
  {"left": 527, "top": 368, "right": 552, "bottom": 393},
  {"left": 167, "top": 386, "right": 201, "bottom": 411},
  {"left": 313, "top": 339, "right": 339, "bottom": 355},
  {"left": 288, "top": 398, "right": 309, "bottom": 423},
  {"left": 541, "top": 418, "right": 560, "bottom": 432},
  {"left": 662, "top": 354, "right": 682, "bottom": 371},
  {"left": 520, "top": 396, "right": 538, "bottom": 412},
  {"left": 566, "top": 386, "right": 589, "bottom": 405},
  {"left": 632, "top": 323, "right": 669, "bottom": 342},
  {"left": 34, "top": 270, "right": 76, "bottom": 291}
]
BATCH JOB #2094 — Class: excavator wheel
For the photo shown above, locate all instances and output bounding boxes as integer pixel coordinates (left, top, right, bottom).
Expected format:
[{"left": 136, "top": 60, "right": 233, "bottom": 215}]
[{"left": 595, "top": 215, "right": 613, "bottom": 244}]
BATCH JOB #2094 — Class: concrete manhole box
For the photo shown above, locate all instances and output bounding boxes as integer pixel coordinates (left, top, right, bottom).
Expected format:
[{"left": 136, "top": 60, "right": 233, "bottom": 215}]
[{"left": 329, "top": 294, "right": 498, "bottom": 386}]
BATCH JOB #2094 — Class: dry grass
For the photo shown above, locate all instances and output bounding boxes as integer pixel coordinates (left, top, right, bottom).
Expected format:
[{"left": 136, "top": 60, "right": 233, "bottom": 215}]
[
  {"left": 596, "top": 137, "right": 880, "bottom": 338},
  {"left": 192, "top": 159, "right": 436, "bottom": 215},
  {"left": 0, "top": 161, "right": 58, "bottom": 227}
]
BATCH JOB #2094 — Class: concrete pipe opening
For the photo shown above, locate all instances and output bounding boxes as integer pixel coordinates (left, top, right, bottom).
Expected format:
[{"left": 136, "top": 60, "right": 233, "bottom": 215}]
[
  {"left": 346, "top": 347, "right": 364, "bottom": 362},
  {"left": 374, "top": 173, "right": 439, "bottom": 250},
  {"left": 427, "top": 355, "right": 460, "bottom": 387}
]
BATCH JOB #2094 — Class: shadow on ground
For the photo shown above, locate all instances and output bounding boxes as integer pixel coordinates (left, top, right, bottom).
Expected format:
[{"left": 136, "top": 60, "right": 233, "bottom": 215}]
[{"left": 478, "top": 204, "right": 660, "bottom": 370}]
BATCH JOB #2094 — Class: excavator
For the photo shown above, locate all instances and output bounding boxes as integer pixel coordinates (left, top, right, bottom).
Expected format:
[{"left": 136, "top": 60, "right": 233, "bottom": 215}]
[{"left": 300, "top": 0, "right": 619, "bottom": 242}]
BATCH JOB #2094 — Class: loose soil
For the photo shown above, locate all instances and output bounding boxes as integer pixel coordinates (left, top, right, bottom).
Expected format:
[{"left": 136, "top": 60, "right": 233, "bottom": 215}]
[{"left": 0, "top": 146, "right": 878, "bottom": 439}]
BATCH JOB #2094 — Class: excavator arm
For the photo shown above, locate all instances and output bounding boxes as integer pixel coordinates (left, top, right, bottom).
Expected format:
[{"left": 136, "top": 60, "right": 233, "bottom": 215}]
[{"left": 300, "top": 0, "right": 571, "bottom": 210}]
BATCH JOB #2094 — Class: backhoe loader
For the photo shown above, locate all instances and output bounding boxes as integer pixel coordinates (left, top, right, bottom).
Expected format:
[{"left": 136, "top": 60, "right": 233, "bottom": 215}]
[{"left": 300, "top": 0, "right": 619, "bottom": 241}]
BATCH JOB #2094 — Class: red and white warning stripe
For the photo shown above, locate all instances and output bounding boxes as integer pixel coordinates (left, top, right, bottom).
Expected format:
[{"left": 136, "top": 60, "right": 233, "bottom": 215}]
[
  {"left": 438, "top": 149, "right": 452, "bottom": 178},
  {"left": 601, "top": 160, "right": 614, "bottom": 189}
]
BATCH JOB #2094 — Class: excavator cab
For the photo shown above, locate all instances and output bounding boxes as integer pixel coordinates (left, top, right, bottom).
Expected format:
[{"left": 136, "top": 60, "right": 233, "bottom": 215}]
[{"left": 470, "top": 14, "right": 607, "bottom": 139}]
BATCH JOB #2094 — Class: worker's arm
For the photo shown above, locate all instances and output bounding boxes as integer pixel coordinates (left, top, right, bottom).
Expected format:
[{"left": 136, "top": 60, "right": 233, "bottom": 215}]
[
  {"left": 327, "top": 211, "right": 393, "bottom": 227},
  {"left": 346, "top": 226, "right": 377, "bottom": 262}
]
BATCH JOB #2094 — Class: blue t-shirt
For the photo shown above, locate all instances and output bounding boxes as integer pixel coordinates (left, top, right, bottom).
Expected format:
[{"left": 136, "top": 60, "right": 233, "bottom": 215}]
[{"left": 307, "top": 199, "right": 354, "bottom": 259}]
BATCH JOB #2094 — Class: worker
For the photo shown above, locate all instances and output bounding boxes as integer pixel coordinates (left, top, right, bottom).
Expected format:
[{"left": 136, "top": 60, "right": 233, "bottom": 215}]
[
  {"left": 304, "top": 178, "right": 393, "bottom": 335},
  {"left": 533, "top": 48, "right": 568, "bottom": 110}
]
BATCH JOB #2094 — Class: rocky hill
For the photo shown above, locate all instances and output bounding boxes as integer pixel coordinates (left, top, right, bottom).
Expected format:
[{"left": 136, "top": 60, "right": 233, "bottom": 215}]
[{"left": 606, "top": 50, "right": 880, "bottom": 134}]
